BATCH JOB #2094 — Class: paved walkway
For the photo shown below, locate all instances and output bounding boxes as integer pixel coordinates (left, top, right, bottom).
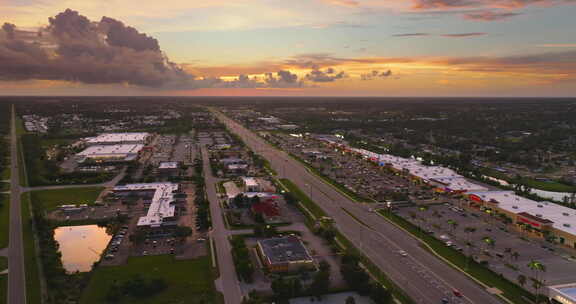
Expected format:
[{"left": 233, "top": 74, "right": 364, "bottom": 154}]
[{"left": 201, "top": 146, "right": 243, "bottom": 304}]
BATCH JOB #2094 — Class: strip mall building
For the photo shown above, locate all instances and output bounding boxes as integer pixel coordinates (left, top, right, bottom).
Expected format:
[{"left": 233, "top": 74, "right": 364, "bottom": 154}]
[{"left": 316, "top": 136, "right": 576, "bottom": 250}]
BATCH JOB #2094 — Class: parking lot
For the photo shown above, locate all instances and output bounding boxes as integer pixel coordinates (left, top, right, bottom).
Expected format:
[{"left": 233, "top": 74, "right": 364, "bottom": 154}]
[
  {"left": 396, "top": 202, "right": 576, "bottom": 288},
  {"left": 269, "top": 133, "right": 420, "bottom": 202}
]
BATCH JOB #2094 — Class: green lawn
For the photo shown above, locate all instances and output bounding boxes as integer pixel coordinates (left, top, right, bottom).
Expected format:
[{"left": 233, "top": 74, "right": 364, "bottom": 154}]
[
  {"left": 21, "top": 193, "right": 42, "bottom": 304},
  {"left": 0, "top": 194, "right": 10, "bottom": 249},
  {"left": 81, "top": 255, "right": 221, "bottom": 304},
  {"left": 379, "top": 210, "right": 536, "bottom": 304},
  {"left": 15, "top": 115, "right": 27, "bottom": 136},
  {"left": 30, "top": 187, "right": 104, "bottom": 211},
  {"left": 1, "top": 167, "right": 9, "bottom": 180},
  {"left": 0, "top": 182, "right": 9, "bottom": 192},
  {"left": 519, "top": 178, "right": 576, "bottom": 193},
  {"left": 278, "top": 178, "right": 327, "bottom": 219},
  {"left": 0, "top": 256, "right": 6, "bottom": 272}
]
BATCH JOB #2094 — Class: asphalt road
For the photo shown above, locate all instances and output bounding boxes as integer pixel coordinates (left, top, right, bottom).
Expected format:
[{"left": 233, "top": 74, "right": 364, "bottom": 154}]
[
  {"left": 8, "top": 104, "right": 27, "bottom": 304},
  {"left": 201, "top": 146, "right": 243, "bottom": 304},
  {"left": 212, "top": 109, "right": 505, "bottom": 304}
]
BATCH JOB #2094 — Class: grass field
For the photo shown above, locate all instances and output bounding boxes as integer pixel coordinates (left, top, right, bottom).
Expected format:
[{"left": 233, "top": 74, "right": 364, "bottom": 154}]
[
  {"left": 379, "top": 210, "right": 536, "bottom": 304},
  {"left": 30, "top": 187, "right": 104, "bottom": 211},
  {"left": 482, "top": 168, "right": 576, "bottom": 193},
  {"left": 0, "top": 194, "right": 10, "bottom": 249},
  {"left": 15, "top": 116, "right": 26, "bottom": 137},
  {"left": 519, "top": 178, "right": 576, "bottom": 193},
  {"left": 1, "top": 167, "right": 9, "bottom": 180},
  {"left": 21, "top": 193, "right": 42, "bottom": 304},
  {"left": 81, "top": 255, "right": 221, "bottom": 304}
]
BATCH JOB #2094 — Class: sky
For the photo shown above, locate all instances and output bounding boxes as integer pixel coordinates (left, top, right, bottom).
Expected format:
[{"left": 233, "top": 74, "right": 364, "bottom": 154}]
[{"left": 1, "top": 0, "right": 576, "bottom": 97}]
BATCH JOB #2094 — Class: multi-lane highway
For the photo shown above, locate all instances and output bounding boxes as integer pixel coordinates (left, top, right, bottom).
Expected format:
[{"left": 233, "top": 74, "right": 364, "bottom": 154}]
[
  {"left": 8, "top": 104, "right": 27, "bottom": 304},
  {"left": 212, "top": 109, "right": 504, "bottom": 304}
]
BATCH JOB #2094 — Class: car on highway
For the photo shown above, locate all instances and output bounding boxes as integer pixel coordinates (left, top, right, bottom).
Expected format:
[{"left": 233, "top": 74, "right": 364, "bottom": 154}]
[
  {"left": 398, "top": 250, "right": 408, "bottom": 257},
  {"left": 452, "top": 289, "right": 462, "bottom": 297}
]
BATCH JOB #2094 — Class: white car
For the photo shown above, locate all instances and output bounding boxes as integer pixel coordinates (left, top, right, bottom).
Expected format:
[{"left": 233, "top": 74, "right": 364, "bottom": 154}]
[{"left": 398, "top": 250, "right": 408, "bottom": 257}]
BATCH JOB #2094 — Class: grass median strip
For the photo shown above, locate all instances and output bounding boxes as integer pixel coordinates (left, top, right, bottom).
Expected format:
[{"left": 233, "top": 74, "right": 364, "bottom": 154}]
[
  {"left": 0, "top": 194, "right": 9, "bottom": 249},
  {"left": 378, "top": 210, "right": 535, "bottom": 304},
  {"left": 278, "top": 178, "right": 326, "bottom": 219},
  {"left": 21, "top": 193, "right": 42, "bottom": 304}
]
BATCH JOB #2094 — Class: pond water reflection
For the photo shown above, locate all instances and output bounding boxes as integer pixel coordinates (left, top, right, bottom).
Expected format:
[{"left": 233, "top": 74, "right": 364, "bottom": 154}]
[{"left": 54, "top": 225, "right": 112, "bottom": 273}]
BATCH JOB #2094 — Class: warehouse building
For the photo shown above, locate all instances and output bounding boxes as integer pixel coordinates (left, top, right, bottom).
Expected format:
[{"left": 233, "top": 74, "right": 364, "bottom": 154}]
[
  {"left": 113, "top": 183, "right": 181, "bottom": 235},
  {"left": 257, "top": 236, "right": 315, "bottom": 272},
  {"left": 465, "top": 190, "right": 576, "bottom": 249},
  {"left": 84, "top": 132, "right": 150, "bottom": 146},
  {"left": 75, "top": 144, "right": 144, "bottom": 163}
]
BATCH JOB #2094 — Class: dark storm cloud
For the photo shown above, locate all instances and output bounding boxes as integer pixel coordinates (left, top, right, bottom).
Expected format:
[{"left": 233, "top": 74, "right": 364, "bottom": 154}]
[
  {"left": 360, "top": 70, "right": 392, "bottom": 80},
  {"left": 441, "top": 32, "right": 487, "bottom": 37},
  {"left": 392, "top": 33, "right": 432, "bottom": 37},
  {"left": 463, "top": 9, "right": 521, "bottom": 20},
  {"left": 99, "top": 17, "right": 160, "bottom": 51},
  {"left": 410, "top": 0, "right": 576, "bottom": 21},
  {"left": 0, "top": 9, "right": 311, "bottom": 89},
  {"left": 264, "top": 70, "right": 304, "bottom": 87},
  {"left": 2, "top": 23, "right": 16, "bottom": 39},
  {"left": 305, "top": 67, "right": 346, "bottom": 82},
  {"left": 0, "top": 9, "right": 188, "bottom": 87}
]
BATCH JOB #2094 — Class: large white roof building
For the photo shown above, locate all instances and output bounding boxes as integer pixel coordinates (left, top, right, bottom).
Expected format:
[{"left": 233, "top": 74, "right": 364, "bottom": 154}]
[
  {"left": 85, "top": 132, "right": 150, "bottom": 145},
  {"left": 113, "top": 183, "right": 179, "bottom": 228},
  {"left": 76, "top": 144, "right": 144, "bottom": 162},
  {"left": 467, "top": 190, "right": 576, "bottom": 237}
]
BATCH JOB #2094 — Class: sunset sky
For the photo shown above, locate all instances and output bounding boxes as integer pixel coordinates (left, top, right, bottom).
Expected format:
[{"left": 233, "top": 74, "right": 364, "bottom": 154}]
[{"left": 1, "top": 0, "right": 575, "bottom": 96}]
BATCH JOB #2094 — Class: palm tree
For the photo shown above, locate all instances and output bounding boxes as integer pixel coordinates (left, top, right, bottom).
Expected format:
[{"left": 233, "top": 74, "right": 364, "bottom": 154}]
[
  {"left": 482, "top": 236, "right": 495, "bottom": 251},
  {"left": 447, "top": 219, "right": 458, "bottom": 234},
  {"left": 464, "top": 226, "right": 477, "bottom": 270},
  {"left": 527, "top": 260, "right": 546, "bottom": 299},
  {"left": 517, "top": 274, "right": 527, "bottom": 288}
]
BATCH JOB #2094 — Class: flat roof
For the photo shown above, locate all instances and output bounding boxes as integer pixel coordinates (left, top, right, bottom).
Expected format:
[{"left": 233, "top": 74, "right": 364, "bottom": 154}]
[
  {"left": 85, "top": 132, "right": 149, "bottom": 144},
  {"left": 242, "top": 177, "right": 258, "bottom": 187},
  {"left": 113, "top": 183, "right": 179, "bottom": 227},
  {"left": 159, "top": 161, "right": 179, "bottom": 169},
  {"left": 550, "top": 283, "right": 576, "bottom": 303},
  {"left": 224, "top": 181, "right": 241, "bottom": 199},
  {"left": 258, "top": 236, "right": 313, "bottom": 265},
  {"left": 467, "top": 190, "right": 576, "bottom": 236},
  {"left": 430, "top": 176, "right": 488, "bottom": 191},
  {"left": 77, "top": 144, "right": 144, "bottom": 158}
]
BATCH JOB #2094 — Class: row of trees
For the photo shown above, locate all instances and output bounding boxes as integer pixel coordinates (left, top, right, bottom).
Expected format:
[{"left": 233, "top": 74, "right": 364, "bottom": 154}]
[
  {"left": 193, "top": 160, "right": 211, "bottom": 231},
  {"left": 230, "top": 236, "right": 255, "bottom": 283},
  {"left": 105, "top": 275, "right": 167, "bottom": 303},
  {"left": 341, "top": 254, "right": 393, "bottom": 304}
]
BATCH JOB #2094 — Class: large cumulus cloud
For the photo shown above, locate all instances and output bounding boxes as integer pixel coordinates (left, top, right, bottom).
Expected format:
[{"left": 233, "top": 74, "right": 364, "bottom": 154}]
[
  {"left": 0, "top": 10, "right": 314, "bottom": 89},
  {"left": 1, "top": 9, "right": 190, "bottom": 87}
]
